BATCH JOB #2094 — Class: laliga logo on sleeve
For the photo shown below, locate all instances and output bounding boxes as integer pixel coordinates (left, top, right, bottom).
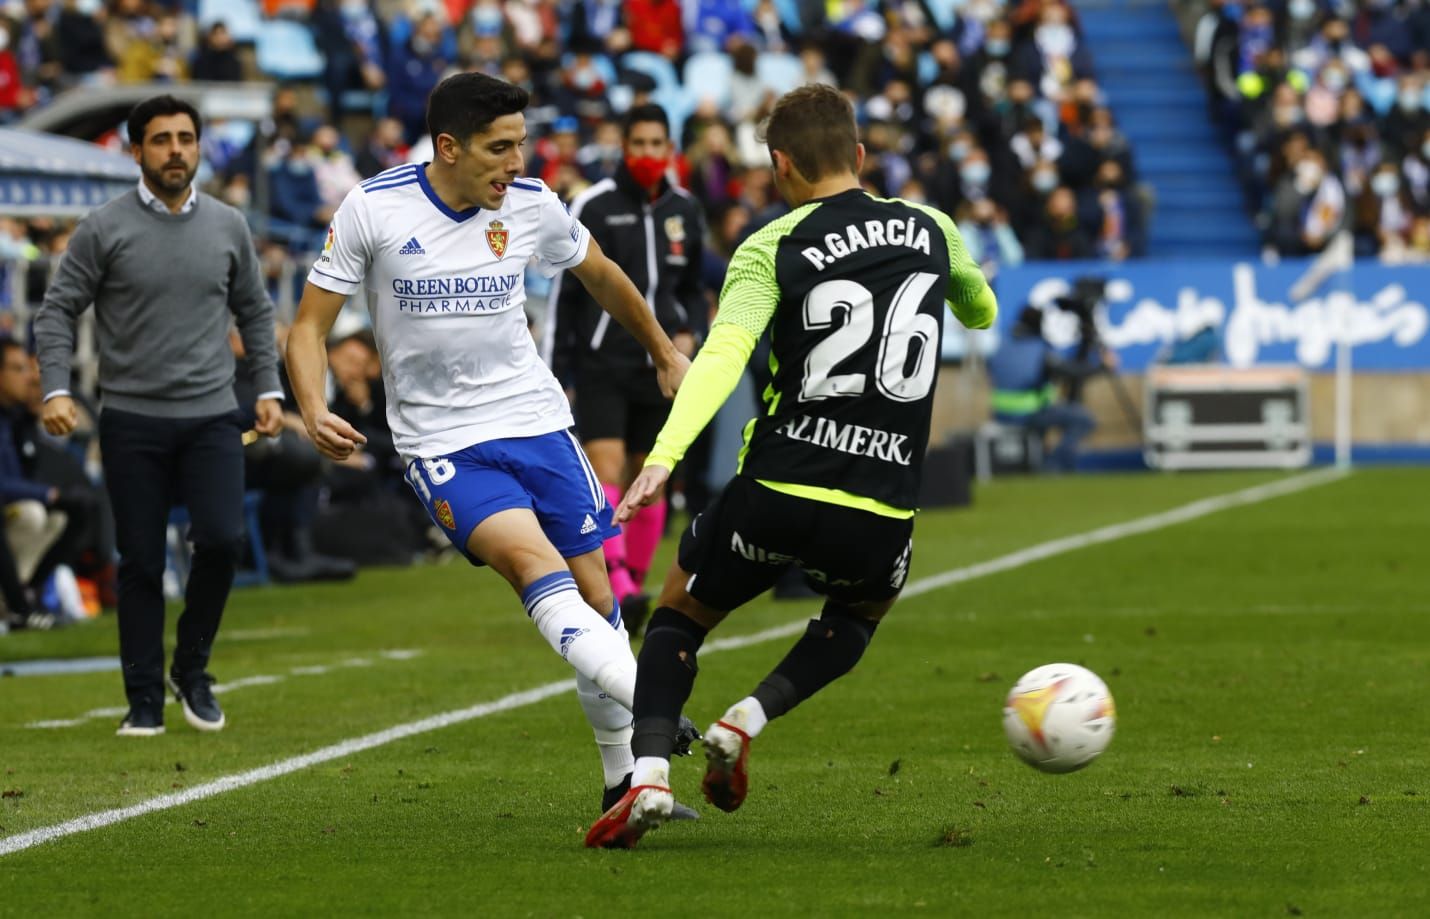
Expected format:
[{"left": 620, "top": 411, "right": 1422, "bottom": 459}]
[{"left": 486, "top": 219, "right": 509, "bottom": 259}]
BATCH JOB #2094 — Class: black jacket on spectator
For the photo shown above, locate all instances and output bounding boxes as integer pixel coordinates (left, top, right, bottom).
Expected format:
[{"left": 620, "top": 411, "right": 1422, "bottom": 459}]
[{"left": 549, "top": 164, "right": 706, "bottom": 378}]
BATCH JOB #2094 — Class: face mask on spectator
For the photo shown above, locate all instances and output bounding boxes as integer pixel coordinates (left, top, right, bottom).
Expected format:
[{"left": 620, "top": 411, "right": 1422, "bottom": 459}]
[
  {"left": 1322, "top": 69, "right": 1347, "bottom": 92},
  {"left": 1295, "top": 161, "right": 1324, "bottom": 193},
  {"left": 1273, "top": 105, "right": 1303, "bottom": 126},
  {"left": 1035, "top": 24, "right": 1075, "bottom": 59},
  {"left": 960, "top": 161, "right": 991, "bottom": 186},
  {"left": 1371, "top": 173, "right": 1400, "bottom": 197},
  {"left": 949, "top": 141, "right": 971, "bottom": 161},
  {"left": 471, "top": 4, "right": 504, "bottom": 33},
  {"left": 1032, "top": 169, "right": 1059, "bottom": 193},
  {"left": 1398, "top": 90, "right": 1422, "bottom": 112},
  {"left": 985, "top": 39, "right": 1010, "bottom": 58},
  {"left": 75, "top": 0, "right": 101, "bottom": 13},
  {"left": 572, "top": 67, "right": 599, "bottom": 91},
  {"left": 1289, "top": 0, "right": 1317, "bottom": 20}
]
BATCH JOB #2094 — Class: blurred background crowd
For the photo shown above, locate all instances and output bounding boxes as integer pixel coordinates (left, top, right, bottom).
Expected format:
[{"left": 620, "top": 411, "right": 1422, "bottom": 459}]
[
  {"left": 3, "top": 0, "right": 1429, "bottom": 627},
  {"left": 1193, "top": 0, "right": 1430, "bottom": 259}
]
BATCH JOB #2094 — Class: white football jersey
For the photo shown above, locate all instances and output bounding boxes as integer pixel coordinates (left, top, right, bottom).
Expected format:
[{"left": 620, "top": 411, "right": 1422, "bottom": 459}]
[{"left": 308, "top": 165, "right": 589, "bottom": 459}]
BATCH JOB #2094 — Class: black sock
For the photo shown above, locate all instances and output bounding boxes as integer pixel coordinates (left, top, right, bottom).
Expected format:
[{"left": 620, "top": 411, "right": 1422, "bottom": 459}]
[
  {"left": 631, "top": 607, "right": 709, "bottom": 760},
  {"left": 752, "top": 604, "right": 878, "bottom": 721}
]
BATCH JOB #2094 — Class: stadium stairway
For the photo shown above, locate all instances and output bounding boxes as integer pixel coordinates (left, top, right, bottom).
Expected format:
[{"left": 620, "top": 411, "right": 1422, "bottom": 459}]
[{"left": 1076, "top": 0, "right": 1261, "bottom": 257}]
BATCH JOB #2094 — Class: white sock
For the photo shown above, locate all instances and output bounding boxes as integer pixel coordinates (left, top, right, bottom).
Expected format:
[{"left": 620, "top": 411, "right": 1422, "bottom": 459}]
[
  {"left": 521, "top": 572, "right": 637, "bottom": 709},
  {"left": 721, "top": 697, "right": 770, "bottom": 739},
  {"left": 632, "top": 755, "right": 670, "bottom": 788},
  {"left": 578, "top": 672, "right": 635, "bottom": 788}
]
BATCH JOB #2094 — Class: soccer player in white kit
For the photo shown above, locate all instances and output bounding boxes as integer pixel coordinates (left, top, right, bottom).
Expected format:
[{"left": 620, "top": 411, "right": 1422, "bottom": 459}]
[{"left": 286, "top": 73, "right": 697, "bottom": 819}]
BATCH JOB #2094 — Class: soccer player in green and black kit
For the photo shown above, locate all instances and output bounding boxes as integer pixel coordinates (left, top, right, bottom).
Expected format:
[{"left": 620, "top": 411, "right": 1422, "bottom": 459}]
[{"left": 585, "top": 84, "right": 997, "bottom": 849}]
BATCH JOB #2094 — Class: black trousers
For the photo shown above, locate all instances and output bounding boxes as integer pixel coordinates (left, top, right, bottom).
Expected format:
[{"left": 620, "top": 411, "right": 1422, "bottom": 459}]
[{"left": 99, "top": 408, "right": 245, "bottom": 708}]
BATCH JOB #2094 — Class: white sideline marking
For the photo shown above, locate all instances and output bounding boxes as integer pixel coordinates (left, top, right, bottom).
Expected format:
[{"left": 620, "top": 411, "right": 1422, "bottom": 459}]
[
  {"left": 25, "top": 651, "right": 426, "bottom": 730},
  {"left": 0, "top": 469, "right": 1344, "bottom": 857}
]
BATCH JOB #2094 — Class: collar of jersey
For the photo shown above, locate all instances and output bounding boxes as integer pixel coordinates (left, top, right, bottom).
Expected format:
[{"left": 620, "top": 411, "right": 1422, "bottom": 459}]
[{"left": 416, "top": 163, "right": 482, "bottom": 223}]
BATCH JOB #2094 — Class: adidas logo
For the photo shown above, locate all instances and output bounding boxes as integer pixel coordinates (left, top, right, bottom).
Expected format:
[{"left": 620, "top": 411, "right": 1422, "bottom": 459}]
[
  {"left": 559, "top": 626, "right": 588, "bottom": 660},
  {"left": 580, "top": 514, "right": 597, "bottom": 535},
  {"left": 398, "top": 237, "right": 425, "bottom": 255}
]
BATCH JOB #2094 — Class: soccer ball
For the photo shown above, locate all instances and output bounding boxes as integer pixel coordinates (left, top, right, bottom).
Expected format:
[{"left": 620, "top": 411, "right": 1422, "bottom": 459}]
[{"left": 1002, "top": 663, "right": 1116, "bottom": 773}]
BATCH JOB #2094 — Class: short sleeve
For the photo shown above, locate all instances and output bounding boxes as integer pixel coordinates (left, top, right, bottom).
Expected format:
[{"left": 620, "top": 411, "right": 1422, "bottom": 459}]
[
  {"left": 307, "top": 191, "right": 371, "bottom": 294},
  {"left": 531, "top": 182, "right": 590, "bottom": 276}
]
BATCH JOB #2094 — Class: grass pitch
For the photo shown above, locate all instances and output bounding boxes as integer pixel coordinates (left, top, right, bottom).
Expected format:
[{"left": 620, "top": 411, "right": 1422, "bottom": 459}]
[{"left": 1, "top": 468, "right": 1426, "bottom": 917}]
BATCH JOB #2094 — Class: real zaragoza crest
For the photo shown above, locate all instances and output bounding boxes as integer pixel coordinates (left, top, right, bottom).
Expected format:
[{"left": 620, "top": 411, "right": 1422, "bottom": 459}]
[{"left": 486, "top": 219, "right": 509, "bottom": 258}]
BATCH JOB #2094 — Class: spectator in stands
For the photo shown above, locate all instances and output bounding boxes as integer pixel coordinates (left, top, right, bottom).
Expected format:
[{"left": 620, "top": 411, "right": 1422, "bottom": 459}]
[
  {"left": 0, "top": 339, "right": 81, "bottom": 615},
  {"left": 1011, "top": 0, "right": 1094, "bottom": 101},
  {"left": 576, "top": 118, "right": 625, "bottom": 183},
  {"left": 56, "top": 0, "right": 114, "bottom": 83},
  {"left": 387, "top": 10, "right": 450, "bottom": 143},
  {"left": 355, "top": 116, "right": 408, "bottom": 178},
  {"left": 1268, "top": 148, "right": 1347, "bottom": 256},
  {"left": 308, "top": 124, "right": 362, "bottom": 213},
  {"left": 191, "top": 21, "right": 243, "bottom": 83},
  {"left": 109, "top": 6, "right": 191, "bottom": 85},
  {"left": 1383, "top": 73, "right": 1428, "bottom": 156},
  {"left": 269, "top": 134, "right": 334, "bottom": 243},
  {"left": 13, "top": 0, "right": 62, "bottom": 108},
  {"left": 1024, "top": 185, "right": 1092, "bottom": 260},
  {"left": 1082, "top": 159, "right": 1144, "bottom": 261},
  {"left": 1353, "top": 161, "right": 1414, "bottom": 257},
  {"left": 960, "top": 197, "right": 1024, "bottom": 281},
  {"left": 0, "top": 21, "right": 32, "bottom": 120},
  {"left": 626, "top": 0, "right": 684, "bottom": 59},
  {"left": 1403, "top": 126, "right": 1430, "bottom": 210},
  {"left": 312, "top": 0, "right": 388, "bottom": 123},
  {"left": 686, "top": 0, "right": 756, "bottom": 54}
]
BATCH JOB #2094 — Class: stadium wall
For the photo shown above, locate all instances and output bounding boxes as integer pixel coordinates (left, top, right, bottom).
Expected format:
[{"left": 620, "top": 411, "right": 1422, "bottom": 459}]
[{"left": 930, "top": 258, "right": 1430, "bottom": 460}]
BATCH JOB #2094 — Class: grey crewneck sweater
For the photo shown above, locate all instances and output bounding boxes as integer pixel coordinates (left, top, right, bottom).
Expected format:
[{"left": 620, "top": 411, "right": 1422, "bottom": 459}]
[{"left": 35, "top": 190, "right": 281, "bottom": 418}]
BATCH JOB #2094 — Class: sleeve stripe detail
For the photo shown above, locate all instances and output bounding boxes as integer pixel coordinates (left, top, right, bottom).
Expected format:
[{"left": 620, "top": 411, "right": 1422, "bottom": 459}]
[
  {"left": 361, "top": 165, "right": 418, "bottom": 188},
  {"left": 361, "top": 178, "right": 419, "bottom": 194},
  {"left": 310, "top": 266, "right": 359, "bottom": 285},
  {"left": 510, "top": 180, "right": 543, "bottom": 191}
]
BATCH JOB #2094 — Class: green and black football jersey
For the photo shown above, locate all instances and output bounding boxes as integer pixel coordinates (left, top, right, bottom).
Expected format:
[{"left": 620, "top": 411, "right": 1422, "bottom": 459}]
[{"left": 718, "top": 189, "right": 992, "bottom": 510}]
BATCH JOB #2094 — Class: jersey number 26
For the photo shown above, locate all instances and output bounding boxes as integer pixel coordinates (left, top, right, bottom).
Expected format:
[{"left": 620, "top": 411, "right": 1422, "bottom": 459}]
[{"left": 800, "top": 272, "right": 940, "bottom": 404}]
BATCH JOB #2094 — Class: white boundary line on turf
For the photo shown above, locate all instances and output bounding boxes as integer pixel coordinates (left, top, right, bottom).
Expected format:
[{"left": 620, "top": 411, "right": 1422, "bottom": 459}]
[
  {"left": 0, "top": 468, "right": 1346, "bottom": 857},
  {"left": 25, "top": 650, "right": 426, "bottom": 730}
]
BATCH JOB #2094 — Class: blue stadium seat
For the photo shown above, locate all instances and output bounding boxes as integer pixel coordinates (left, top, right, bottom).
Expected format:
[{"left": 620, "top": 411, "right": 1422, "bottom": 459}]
[
  {"left": 755, "top": 52, "right": 802, "bottom": 95},
  {"left": 683, "top": 52, "right": 733, "bottom": 108},
  {"left": 197, "top": 0, "right": 261, "bottom": 44},
  {"left": 255, "top": 20, "right": 325, "bottom": 81},
  {"left": 621, "top": 51, "right": 680, "bottom": 94},
  {"left": 739, "top": 0, "right": 804, "bottom": 33}
]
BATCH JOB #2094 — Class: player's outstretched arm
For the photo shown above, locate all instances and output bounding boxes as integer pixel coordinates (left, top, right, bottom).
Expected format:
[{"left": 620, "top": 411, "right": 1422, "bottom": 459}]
[
  {"left": 568, "top": 236, "right": 690, "bottom": 397},
  {"left": 287, "top": 281, "right": 367, "bottom": 461}
]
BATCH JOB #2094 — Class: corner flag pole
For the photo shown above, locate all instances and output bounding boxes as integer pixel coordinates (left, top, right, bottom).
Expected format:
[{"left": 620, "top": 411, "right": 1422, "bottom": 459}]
[{"left": 1288, "top": 230, "right": 1354, "bottom": 470}]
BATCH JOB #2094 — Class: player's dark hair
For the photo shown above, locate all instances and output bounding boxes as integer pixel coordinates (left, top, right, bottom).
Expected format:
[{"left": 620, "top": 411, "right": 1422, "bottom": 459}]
[
  {"left": 623, "top": 104, "right": 669, "bottom": 139},
  {"left": 762, "top": 84, "right": 858, "bottom": 182},
  {"left": 426, "top": 72, "right": 529, "bottom": 145},
  {"left": 127, "top": 94, "right": 202, "bottom": 146}
]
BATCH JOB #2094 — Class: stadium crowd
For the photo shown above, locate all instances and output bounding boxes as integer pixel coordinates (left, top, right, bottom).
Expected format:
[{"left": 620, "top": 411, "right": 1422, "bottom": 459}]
[
  {"left": 0, "top": 0, "right": 1151, "bottom": 629},
  {"left": 1194, "top": 0, "right": 1430, "bottom": 260}
]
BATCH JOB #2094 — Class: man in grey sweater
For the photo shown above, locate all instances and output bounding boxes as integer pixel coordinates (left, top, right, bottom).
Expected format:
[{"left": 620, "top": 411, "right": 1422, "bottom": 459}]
[{"left": 34, "top": 94, "right": 284, "bottom": 737}]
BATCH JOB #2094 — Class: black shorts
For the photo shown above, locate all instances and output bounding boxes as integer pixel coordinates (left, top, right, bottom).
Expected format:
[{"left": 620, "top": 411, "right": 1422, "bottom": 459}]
[
  {"left": 573, "top": 366, "right": 669, "bottom": 453},
  {"left": 678, "top": 476, "right": 914, "bottom": 612}
]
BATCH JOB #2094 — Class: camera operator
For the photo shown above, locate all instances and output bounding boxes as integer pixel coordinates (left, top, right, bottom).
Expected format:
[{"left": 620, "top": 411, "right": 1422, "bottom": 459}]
[{"left": 985, "top": 303, "right": 1117, "bottom": 473}]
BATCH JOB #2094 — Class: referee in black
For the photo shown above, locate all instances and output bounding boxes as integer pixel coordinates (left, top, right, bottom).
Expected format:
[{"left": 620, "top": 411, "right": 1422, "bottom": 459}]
[
  {"left": 545, "top": 104, "right": 706, "bottom": 635},
  {"left": 34, "top": 95, "right": 283, "bottom": 737}
]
